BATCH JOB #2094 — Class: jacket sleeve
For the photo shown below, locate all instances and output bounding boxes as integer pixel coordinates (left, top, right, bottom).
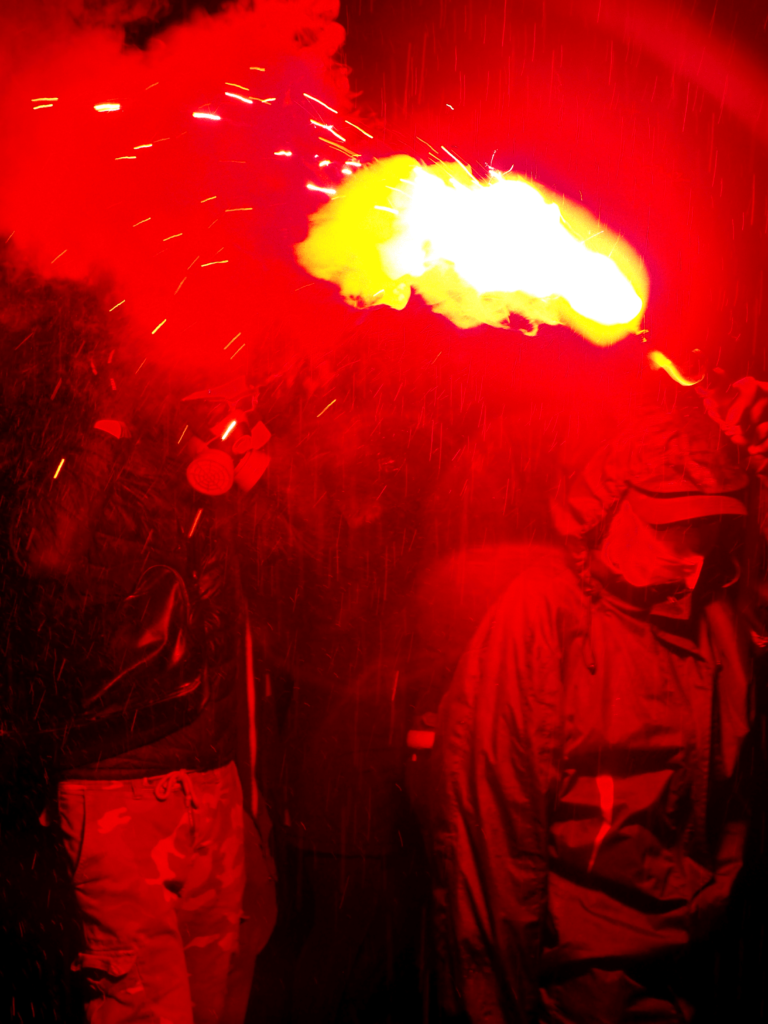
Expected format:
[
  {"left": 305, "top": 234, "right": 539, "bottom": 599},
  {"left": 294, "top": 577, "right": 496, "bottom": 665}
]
[
  {"left": 431, "top": 572, "right": 572, "bottom": 1023},
  {"left": 18, "top": 427, "right": 130, "bottom": 579}
]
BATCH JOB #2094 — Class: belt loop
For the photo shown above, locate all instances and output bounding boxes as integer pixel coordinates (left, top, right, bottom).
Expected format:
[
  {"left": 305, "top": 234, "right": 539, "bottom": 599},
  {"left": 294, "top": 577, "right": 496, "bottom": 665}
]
[{"left": 153, "top": 770, "right": 200, "bottom": 841}]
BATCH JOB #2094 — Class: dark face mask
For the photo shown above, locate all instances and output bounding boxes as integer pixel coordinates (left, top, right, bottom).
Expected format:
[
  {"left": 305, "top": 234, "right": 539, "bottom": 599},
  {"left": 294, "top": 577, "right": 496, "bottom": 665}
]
[{"left": 601, "top": 501, "right": 716, "bottom": 591}]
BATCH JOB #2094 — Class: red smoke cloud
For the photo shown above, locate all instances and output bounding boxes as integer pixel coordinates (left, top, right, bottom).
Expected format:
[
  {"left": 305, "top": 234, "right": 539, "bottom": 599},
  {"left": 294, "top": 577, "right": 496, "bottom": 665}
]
[{"left": 0, "top": 0, "right": 354, "bottom": 378}]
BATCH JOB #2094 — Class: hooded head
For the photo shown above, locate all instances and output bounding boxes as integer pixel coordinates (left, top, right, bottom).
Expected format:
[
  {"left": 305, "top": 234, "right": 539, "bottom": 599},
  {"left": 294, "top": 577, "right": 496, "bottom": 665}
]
[{"left": 552, "top": 408, "right": 748, "bottom": 592}]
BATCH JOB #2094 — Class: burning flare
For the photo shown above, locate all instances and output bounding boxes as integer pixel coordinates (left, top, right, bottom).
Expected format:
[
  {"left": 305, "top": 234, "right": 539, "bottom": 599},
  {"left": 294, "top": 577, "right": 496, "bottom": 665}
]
[
  {"left": 647, "top": 350, "right": 704, "bottom": 386},
  {"left": 296, "top": 156, "right": 648, "bottom": 345}
]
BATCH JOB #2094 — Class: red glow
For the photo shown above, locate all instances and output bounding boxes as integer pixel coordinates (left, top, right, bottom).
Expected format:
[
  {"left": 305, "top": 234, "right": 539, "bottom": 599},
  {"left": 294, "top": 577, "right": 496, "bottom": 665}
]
[{"left": 0, "top": 3, "right": 352, "bottom": 377}]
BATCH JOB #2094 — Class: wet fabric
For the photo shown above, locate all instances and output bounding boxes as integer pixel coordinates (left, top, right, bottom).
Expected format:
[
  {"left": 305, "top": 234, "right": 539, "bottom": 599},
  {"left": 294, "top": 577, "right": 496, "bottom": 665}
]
[
  {"left": 538, "top": 965, "right": 694, "bottom": 1023},
  {"left": 57, "top": 761, "right": 245, "bottom": 1024},
  {"left": 432, "top": 555, "right": 751, "bottom": 1024},
  {"left": 18, "top": 411, "right": 241, "bottom": 773}
]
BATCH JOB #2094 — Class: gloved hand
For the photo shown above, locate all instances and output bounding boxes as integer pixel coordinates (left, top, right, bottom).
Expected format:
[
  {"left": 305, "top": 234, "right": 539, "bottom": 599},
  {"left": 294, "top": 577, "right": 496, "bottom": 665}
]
[{"left": 702, "top": 374, "right": 768, "bottom": 469}]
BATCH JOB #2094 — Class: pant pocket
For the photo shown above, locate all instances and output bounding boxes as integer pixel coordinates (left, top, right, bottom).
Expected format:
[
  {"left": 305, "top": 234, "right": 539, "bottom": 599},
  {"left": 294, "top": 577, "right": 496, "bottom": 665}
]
[{"left": 73, "top": 949, "right": 140, "bottom": 999}]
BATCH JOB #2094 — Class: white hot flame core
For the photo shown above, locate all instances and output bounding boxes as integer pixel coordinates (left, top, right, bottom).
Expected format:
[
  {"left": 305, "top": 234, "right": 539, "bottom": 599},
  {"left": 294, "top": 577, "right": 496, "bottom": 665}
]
[{"left": 381, "top": 167, "right": 642, "bottom": 327}]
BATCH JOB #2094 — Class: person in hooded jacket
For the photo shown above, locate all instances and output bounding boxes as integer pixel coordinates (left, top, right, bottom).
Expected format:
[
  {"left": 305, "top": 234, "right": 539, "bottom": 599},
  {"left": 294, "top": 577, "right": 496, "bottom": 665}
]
[{"left": 430, "top": 404, "right": 765, "bottom": 1024}]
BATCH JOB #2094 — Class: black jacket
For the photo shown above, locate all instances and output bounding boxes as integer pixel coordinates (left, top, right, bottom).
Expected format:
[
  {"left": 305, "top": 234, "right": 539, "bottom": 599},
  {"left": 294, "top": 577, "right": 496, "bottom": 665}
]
[{"left": 15, "top": 406, "right": 239, "bottom": 775}]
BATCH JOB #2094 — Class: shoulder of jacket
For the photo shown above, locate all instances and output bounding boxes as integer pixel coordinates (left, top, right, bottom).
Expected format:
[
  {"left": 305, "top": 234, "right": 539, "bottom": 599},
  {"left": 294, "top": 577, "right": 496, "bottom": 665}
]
[{"left": 495, "top": 551, "right": 583, "bottom": 607}]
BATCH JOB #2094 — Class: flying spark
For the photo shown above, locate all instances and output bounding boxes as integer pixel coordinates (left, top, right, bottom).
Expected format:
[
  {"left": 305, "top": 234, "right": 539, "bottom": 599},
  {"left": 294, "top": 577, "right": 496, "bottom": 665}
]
[
  {"left": 345, "top": 121, "right": 373, "bottom": 139},
  {"left": 318, "top": 138, "right": 359, "bottom": 158},
  {"left": 221, "top": 419, "right": 238, "bottom": 440},
  {"left": 187, "top": 508, "right": 203, "bottom": 539},
  {"left": 151, "top": 319, "right": 167, "bottom": 334},
  {"left": 53, "top": 458, "right": 65, "bottom": 479},
  {"left": 303, "top": 93, "right": 338, "bottom": 114},
  {"left": 94, "top": 103, "right": 120, "bottom": 112},
  {"left": 310, "top": 120, "right": 346, "bottom": 141},
  {"left": 440, "top": 145, "right": 465, "bottom": 165},
  {"left": 225, "top": 91, "right": 253, "bottom": 105},
  {"left": 316, "top": 399, "right": 337, "bottom": 417},
  {"left": 307, "top": 183, "right": 336, "bottom": 196},
  {"left": 193, "top": 111, "right": 221, "bottom": 121}
]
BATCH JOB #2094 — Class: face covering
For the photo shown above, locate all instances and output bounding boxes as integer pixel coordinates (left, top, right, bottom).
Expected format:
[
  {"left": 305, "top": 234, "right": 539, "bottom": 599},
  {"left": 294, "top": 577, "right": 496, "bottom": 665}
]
[{"left": 600, "top": 499, "right": 705, "bottom": 591}]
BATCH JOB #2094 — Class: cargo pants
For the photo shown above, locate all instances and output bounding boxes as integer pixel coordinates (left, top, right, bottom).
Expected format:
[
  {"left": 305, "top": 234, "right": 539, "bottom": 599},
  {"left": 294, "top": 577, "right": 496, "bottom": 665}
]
[{"left": 58, "top": 762, "right": 246, "bottom": 1024}]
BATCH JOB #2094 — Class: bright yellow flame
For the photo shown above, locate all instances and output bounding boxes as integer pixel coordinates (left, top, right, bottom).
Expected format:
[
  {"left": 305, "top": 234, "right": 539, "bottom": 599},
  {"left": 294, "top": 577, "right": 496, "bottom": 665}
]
[
  {"left": 295, "top": 156, "right": 649, "bottom": 346},
  {"left": 647, "top": 350, "right": 704, "bottom": 386}
]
